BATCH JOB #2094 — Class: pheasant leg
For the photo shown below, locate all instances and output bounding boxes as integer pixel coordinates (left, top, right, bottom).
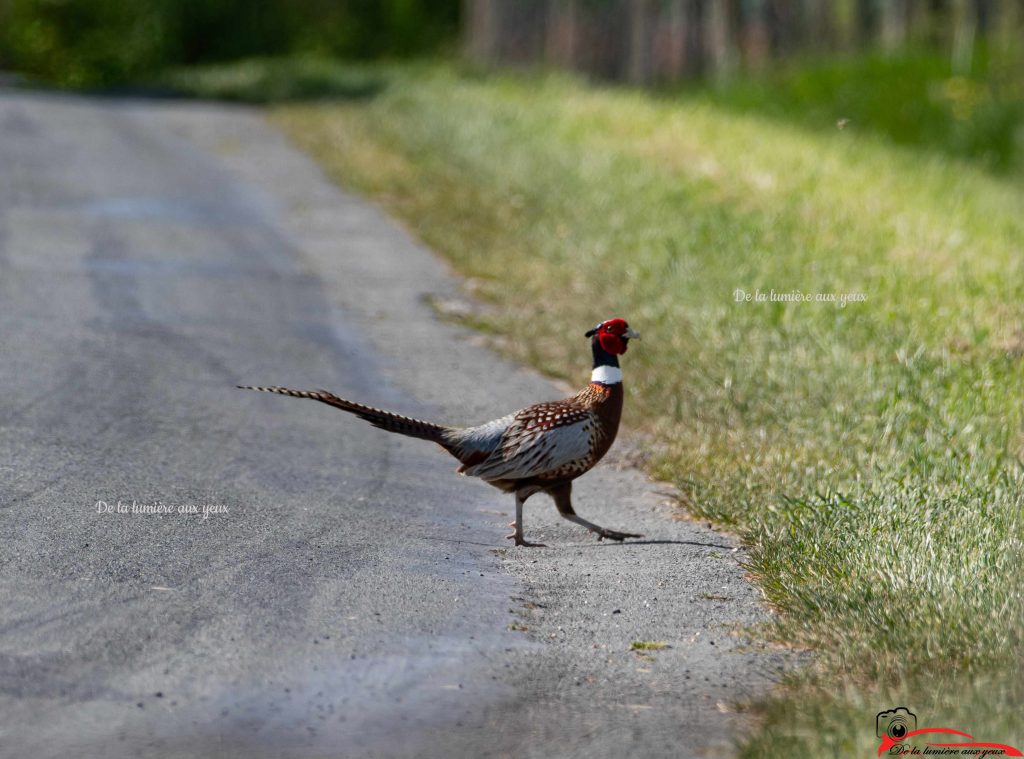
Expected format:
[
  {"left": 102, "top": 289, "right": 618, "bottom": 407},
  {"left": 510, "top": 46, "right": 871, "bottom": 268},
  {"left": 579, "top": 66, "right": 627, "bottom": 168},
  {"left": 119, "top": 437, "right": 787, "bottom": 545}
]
[
  {"left": 550, "top": 483, "right": 643, "bottom": 542},
  {"left": 506, "top": 491, "right": 545, "bottom": 547}
]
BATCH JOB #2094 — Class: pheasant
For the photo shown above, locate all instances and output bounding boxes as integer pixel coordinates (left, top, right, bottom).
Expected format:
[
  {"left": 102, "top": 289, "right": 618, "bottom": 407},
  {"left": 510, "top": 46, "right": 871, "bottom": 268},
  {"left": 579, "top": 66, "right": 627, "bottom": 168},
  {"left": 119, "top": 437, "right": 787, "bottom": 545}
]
[{"left": 239, "top": 318, "right": 642, "bottom": 547}]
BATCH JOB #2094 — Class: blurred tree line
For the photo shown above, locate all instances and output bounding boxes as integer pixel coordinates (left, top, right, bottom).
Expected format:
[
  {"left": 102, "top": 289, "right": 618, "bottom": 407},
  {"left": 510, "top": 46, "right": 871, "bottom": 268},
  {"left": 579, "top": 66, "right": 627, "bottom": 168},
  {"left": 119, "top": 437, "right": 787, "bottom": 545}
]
[
  {"left": 464, "top": 0, "right": 1022, "bottom": 83},
  {"left": 0, "top": 0, "right": 460, "bottom": 86},
  {"left": 464, "top": 0, "right": 1022, "bottom": 170}
]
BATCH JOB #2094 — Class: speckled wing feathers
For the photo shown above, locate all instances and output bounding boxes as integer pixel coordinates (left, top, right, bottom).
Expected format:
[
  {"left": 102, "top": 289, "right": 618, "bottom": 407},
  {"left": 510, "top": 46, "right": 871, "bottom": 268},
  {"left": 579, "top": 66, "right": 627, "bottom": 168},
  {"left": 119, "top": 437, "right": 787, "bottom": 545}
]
[{"left": 458, "top": 398, "right": 603, "bottom": 482}]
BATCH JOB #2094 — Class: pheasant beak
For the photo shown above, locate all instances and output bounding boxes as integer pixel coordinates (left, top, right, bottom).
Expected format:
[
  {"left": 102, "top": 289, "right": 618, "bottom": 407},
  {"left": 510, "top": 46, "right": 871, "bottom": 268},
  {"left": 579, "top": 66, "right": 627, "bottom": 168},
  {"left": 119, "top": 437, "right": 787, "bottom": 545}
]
[{"left": 623, "top": 327, "right": 640, "bottom": 340}]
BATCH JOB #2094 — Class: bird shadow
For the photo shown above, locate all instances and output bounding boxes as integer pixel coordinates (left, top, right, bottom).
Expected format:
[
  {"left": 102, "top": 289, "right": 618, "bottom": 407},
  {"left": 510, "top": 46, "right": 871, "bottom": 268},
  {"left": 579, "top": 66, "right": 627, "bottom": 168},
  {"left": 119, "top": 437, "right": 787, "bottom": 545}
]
[{"left": 576, "top": 538, "right": 737, "bottom": 551}]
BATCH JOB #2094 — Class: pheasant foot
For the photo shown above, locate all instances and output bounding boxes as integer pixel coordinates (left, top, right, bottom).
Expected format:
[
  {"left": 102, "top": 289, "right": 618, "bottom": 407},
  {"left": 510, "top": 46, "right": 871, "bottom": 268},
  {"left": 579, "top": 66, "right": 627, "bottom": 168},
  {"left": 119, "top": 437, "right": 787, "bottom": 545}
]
[{"left": 595, "top": 528, "right": 643, "bottom": 542}]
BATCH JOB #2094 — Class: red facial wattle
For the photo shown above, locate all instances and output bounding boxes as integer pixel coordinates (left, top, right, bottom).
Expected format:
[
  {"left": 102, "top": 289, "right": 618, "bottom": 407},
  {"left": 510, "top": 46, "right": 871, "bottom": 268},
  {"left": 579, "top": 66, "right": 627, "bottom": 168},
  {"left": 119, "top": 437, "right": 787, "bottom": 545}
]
[
  {"left": 594, "top": 318, "right": 631, "bottom": 355},
  {"left": 598, "top": 331, "right": 627, "bottom": 355}
]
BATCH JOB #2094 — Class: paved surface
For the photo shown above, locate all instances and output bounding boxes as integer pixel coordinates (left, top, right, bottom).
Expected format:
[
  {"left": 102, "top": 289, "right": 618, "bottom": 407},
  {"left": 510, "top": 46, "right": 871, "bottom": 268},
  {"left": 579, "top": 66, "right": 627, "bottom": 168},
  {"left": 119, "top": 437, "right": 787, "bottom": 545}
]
[{"left": 0, "top": 90, "right": 786, "bottom": 759}]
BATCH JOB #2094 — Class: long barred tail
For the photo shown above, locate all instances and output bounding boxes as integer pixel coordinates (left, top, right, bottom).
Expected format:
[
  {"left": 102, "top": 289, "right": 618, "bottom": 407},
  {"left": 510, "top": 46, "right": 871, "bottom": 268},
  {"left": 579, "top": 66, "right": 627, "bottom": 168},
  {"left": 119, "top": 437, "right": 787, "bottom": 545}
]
[{"left": 238, "top": 386, "right": 453, "bottom": 445}]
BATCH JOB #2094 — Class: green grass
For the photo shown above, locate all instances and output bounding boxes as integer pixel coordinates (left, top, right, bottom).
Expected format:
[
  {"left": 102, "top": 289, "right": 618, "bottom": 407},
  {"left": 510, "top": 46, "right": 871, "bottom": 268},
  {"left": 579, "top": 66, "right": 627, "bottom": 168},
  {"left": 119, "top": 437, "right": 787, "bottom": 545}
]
[
  {"left": 689, "top": 48, "right": 1024, "bottom": 173},
  {"left": 162, "top": 57, "right": 388, "bottom": 103},
  {"left": 182, "top": 59, "right": 1024, "bottom": 753}
]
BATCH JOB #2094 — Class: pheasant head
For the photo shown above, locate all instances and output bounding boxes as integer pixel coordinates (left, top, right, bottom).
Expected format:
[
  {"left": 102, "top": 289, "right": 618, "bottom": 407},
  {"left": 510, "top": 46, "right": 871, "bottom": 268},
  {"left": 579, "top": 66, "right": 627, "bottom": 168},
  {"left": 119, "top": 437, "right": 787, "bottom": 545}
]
[
  {"left": 586, "top": 318, "right": 639, "bottom": 356},
  {"left": 586, "top": 318, "right": 639, "bottom": 383}
]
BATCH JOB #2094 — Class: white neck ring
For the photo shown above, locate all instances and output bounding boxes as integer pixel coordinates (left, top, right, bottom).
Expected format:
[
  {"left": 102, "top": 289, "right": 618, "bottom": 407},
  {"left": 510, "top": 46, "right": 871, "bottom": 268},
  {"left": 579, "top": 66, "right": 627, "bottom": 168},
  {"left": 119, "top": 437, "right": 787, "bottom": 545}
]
[{"left": 591, "top": 366, "right": 622, "bottom": 385}]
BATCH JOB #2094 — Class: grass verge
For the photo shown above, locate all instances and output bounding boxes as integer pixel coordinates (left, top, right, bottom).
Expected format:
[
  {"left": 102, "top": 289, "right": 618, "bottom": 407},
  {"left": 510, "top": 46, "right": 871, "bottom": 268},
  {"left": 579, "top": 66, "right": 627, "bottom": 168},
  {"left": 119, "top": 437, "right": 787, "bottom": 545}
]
[
  {"left": 688, "top": 48, "right": 1024, "bottom": 173},
  {"left": 185, "top": 59, "right": 1024, "bottom": 753}
]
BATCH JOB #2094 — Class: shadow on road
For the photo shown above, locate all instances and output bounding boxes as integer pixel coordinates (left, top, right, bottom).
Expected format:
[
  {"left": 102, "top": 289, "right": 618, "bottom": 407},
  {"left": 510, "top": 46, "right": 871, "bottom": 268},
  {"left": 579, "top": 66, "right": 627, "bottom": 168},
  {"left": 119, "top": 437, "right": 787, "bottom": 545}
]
[{"left": 580, "top": 538, "right": 737, "bottom": 550}]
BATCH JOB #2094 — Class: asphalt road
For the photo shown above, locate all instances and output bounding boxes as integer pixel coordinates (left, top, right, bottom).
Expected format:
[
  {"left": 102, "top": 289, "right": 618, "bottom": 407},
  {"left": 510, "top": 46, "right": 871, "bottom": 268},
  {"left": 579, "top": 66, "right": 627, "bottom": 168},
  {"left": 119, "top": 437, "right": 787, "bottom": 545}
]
[{"left": 0, "top": 90, "right": 785, "bottom": 759}]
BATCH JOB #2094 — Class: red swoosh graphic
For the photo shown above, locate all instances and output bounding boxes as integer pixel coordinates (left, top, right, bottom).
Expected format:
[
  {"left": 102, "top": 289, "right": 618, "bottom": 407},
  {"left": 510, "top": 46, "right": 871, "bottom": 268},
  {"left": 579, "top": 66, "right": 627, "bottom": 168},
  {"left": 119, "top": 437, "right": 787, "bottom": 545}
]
[{"left": 878, "top": 727, "right": 1023, "bottom": 757}]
